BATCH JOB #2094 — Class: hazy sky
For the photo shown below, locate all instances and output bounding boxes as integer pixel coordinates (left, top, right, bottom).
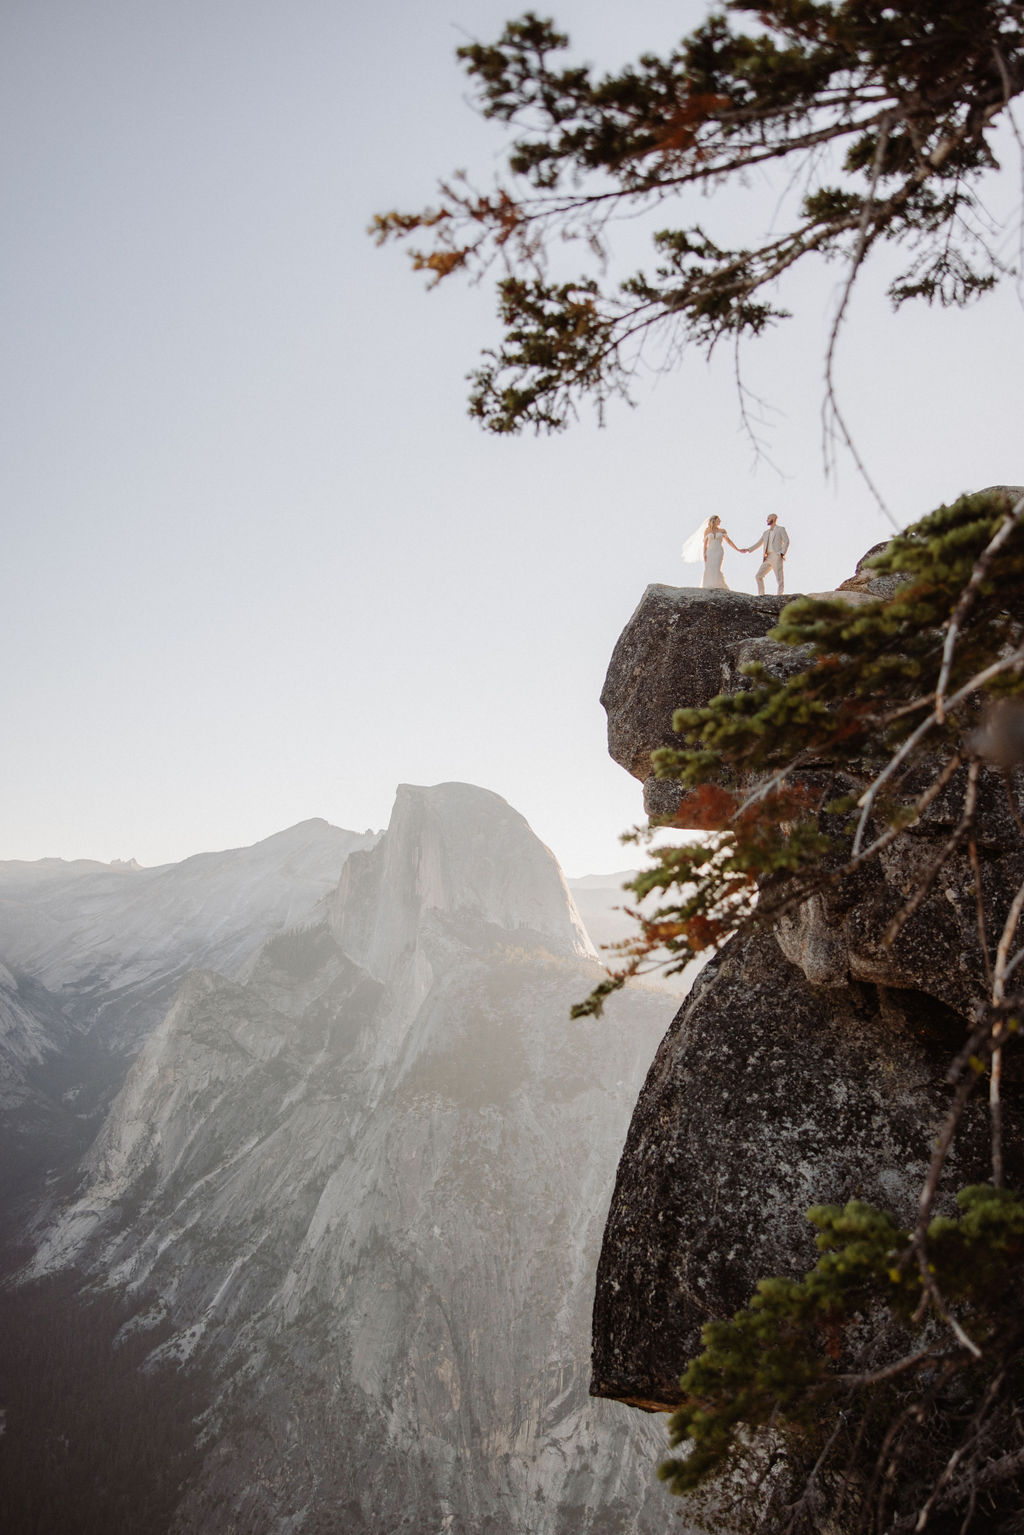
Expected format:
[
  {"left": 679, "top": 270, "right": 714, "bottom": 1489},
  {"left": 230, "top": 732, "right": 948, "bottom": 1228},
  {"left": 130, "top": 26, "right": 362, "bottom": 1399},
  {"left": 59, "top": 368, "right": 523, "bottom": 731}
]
[{"left": 4, "top": 0, "right": 1022, "bottom": 875}]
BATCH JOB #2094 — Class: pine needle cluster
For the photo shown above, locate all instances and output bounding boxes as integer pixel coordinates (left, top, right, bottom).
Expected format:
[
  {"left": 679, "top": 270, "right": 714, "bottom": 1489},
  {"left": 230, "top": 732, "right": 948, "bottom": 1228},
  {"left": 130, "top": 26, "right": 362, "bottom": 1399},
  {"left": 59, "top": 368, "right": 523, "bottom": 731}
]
[
  {"left": 661, "top": 1188, "right": 1024, "bottom": 1530},
  {"left": 372, "top": 4, "right": 1024, "bottom": 433}
]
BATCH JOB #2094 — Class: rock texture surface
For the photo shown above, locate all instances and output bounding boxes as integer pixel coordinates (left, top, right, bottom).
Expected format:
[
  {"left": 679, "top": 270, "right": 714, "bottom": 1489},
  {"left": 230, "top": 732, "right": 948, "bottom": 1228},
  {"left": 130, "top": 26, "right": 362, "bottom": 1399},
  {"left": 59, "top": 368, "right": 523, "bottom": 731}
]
[
  {"left": 598, "top": 563, "right": 1024, "bottom": 1015},
  {"left": 770, "top": 763, "right": 1024, "bottom": 1016},
  {"left": 592, "top": 544, "right": 1024, "bottom": 1413},
  {"left": 25, "top": 784, "right": 684, "bottom": 1534},
  {"left": 600, "top": 585, "right": 790, "bottom": 819},
  {"left": 592, "top": 927, "right": 1022, "bottom": 1409}
]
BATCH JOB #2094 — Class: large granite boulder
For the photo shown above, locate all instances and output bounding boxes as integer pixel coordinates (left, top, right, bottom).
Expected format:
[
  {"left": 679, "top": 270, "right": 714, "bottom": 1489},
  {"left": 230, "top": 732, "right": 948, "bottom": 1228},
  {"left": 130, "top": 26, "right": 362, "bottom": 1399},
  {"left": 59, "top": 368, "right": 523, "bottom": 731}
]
[
  {"left": 600, "top": 586, "right": 789, "bottom": 819},
  {"left": 603, "top": 501, "right": 1020, "bottom": 824},
  {"left": 591, "top": 926, "right": 1022, "bottom": 1410}
]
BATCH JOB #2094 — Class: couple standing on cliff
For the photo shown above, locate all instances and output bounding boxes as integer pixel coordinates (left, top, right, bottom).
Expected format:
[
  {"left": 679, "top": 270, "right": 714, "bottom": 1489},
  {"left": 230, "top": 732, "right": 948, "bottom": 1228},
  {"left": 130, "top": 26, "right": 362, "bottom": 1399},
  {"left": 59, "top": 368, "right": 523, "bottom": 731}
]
[{"left": 683, "top": 513, "right": 790, "bottom": 593}]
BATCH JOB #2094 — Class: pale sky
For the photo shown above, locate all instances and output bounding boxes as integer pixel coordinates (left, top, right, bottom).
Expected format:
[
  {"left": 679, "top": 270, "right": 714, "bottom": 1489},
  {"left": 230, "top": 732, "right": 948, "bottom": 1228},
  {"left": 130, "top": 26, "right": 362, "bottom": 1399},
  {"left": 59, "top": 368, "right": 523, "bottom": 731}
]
[{"left": 3, "top": 0, "right": 1022, "bottom": 875}]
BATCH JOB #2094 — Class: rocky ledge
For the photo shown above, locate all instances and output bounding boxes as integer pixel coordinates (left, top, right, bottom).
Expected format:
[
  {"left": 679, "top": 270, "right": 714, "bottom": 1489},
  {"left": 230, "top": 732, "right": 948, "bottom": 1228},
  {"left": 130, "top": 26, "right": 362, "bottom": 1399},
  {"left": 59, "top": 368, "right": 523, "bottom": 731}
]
[
  {"left": 600, "top": 586, "right": 790, "bottom": 820},
  {"left": 591, "top": 531, "right": 1024, "bottom": 1411}
]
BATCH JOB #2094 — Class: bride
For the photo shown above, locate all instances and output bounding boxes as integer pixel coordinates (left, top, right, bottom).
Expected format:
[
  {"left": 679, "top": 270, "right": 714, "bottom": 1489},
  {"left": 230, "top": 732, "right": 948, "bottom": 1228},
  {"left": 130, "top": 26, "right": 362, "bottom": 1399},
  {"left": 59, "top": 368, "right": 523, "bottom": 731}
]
[{"left": 682, "top": 514, "right": 742, "bottom": 589}]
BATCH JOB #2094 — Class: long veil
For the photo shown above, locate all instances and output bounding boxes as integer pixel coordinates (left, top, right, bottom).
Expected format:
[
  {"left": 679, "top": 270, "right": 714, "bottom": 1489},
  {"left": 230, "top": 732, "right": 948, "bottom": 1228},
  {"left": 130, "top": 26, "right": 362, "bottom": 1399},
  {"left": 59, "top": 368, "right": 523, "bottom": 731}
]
[{"left": 681, "top": 517, "right": 710, "bottom": 564}]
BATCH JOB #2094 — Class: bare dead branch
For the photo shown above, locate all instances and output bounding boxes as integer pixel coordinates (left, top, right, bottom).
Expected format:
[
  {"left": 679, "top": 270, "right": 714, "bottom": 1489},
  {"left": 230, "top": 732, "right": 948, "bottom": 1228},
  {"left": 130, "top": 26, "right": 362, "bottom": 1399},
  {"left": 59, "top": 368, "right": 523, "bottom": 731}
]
[
  {"left": 908, "top": 1369, "right": 1008, "bottom": 1531},
  {"left": 839, "top": 752, "right": 963, "bottom": 876},
  {"left": 782, "top": 1411, "right": 847, "bottom": 1534},
  {"left": 885, "top": 760, "right": 980, "bottom": 948},
  {"left": 838, "top": 1346, "right": 959, "bottom": 1389},
  {"left": 991, "top": 869, "right": 1024, "bottom": 1003},
  {"left": 968, "top": 834, "right": 994, "bottom": 991}
]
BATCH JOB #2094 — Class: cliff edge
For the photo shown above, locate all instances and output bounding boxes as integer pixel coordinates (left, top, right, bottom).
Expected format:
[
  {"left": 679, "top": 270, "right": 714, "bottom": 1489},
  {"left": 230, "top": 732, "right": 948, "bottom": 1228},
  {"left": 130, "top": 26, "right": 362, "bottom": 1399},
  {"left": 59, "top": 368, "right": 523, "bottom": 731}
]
[{"left": 591, "top": 535, "right": 1024, "bottom": 1411}]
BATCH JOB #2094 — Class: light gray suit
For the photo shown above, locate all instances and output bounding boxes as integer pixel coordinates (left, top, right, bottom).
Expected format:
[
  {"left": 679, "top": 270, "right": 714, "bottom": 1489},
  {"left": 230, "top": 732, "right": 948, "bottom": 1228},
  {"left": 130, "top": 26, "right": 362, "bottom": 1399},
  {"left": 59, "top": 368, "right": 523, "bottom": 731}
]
[{"left": 754, "top": 522, "right": 789, "bottom": 593}]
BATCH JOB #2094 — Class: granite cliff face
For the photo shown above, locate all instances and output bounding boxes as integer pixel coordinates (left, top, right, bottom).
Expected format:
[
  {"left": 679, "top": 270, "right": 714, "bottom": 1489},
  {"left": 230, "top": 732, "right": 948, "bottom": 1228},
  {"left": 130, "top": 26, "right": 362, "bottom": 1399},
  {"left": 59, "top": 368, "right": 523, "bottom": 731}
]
[
  {"left": 0, "top": 820, "right": 375, "bottom": 1225},
  {"left": 592, "top": 550, "right": 1024, "bottom": 1411},
  {"left": 24, "top": 784, "right": 680, "bottom": 1533},
  {"left": 600, "top": 585, "right": 790, "bottom": 821}
]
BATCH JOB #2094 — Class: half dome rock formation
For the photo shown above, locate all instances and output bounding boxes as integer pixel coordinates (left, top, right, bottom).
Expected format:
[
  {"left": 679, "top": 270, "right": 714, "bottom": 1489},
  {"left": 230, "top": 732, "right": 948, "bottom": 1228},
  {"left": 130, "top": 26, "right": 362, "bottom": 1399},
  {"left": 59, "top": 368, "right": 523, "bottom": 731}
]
[
  {"left": 330, "top": 781, "right": 594, "bottom": 984},
  {"left": 591, "top": 547, "right": 1024, "bottom": 1412},
  {"left": 22, "top": 784, "right": 679, "bottom": 1534}
]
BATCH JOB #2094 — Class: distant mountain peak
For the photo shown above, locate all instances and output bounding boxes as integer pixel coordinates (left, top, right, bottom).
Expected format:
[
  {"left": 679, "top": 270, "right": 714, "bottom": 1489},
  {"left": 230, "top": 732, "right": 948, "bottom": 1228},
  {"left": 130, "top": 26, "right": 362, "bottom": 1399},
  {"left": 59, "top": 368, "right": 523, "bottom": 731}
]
[{"left": 330, "top": 782, "right": 594, "bottom": 982}]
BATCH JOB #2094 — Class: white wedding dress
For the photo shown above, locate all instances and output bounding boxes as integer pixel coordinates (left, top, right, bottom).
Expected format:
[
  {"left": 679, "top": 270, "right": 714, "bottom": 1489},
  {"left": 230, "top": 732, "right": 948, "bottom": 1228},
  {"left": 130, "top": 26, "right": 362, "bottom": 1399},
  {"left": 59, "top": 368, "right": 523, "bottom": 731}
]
[{"left": 702, "top": 529, "right": 729, "bottom": 589}]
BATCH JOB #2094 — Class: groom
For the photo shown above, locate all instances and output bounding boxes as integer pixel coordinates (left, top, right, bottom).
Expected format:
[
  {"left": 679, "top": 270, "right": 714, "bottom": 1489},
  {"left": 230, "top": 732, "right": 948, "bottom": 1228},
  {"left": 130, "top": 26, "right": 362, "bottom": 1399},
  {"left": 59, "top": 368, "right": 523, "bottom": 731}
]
[{"left": 745, "top": 514, "right": 790, "bottom": 593}]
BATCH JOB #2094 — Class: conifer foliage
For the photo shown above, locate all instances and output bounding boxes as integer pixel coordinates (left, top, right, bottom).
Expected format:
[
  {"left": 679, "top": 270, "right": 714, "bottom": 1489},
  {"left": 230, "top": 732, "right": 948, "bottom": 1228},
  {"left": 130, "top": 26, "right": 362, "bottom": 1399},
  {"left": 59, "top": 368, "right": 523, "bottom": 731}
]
[
  {"left": 578, "top": 487, "right": 1024, "bottom": 1530},
  {"left": 372, "top": 3, "right": 1024, "bottom": 433},
  {"left": 577, "top": 488, "right": 1024, "bottom": 1011}
]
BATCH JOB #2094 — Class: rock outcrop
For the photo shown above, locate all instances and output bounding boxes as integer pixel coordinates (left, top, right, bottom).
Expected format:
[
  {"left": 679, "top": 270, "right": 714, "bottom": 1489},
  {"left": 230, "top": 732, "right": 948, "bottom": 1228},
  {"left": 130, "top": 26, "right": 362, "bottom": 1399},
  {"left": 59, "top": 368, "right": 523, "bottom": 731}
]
[
  {"left": 600, "top": 586, "right": 789, "bottom": 820},
  {"left": 768, "top": 761, "right": 1024, "bottom": 1016},
  {"left": 592, "top": 547, "right": 1024, "bottom": 1412}
]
